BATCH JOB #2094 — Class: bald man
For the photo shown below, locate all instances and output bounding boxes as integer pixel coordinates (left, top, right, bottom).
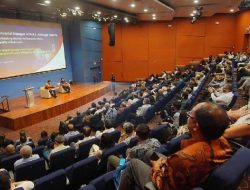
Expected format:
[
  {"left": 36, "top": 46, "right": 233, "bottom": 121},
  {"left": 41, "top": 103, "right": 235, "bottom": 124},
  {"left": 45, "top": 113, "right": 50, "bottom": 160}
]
[{"left": 14, "top": 145, "right": 39, "bottom": 169}]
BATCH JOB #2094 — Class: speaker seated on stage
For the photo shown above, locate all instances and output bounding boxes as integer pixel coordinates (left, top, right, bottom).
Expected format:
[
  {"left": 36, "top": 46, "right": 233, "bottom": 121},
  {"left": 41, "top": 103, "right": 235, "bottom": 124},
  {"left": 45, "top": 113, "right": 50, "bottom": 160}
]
[
  {"left": 42, "top": 80, "right": 57, "bottom": 98},
  {"left": 57, "top": 78, "right": 71, "bottom": 93},
  {"left": 39, "top": 86, "right": 51, "bottom": 98}
]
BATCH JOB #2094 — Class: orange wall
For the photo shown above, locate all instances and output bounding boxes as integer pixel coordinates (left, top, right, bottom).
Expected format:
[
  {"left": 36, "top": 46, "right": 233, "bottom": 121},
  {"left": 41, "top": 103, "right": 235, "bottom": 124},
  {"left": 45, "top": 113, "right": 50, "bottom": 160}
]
[
  {"left": 102, "top": 14, "right": 236, "bottom": 81},
  {"left": 235, "top": 10, "right": 250, "bottom": 52}
]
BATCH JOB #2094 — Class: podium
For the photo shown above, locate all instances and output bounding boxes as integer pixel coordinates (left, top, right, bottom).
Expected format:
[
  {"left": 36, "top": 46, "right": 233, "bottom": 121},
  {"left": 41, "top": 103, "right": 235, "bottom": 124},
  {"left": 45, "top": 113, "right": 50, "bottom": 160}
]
[
  {"left": 23, "top": 87, "right": 35, "bottom": 108},
  {"left": 0, "top": 96, "right": 10, "bottom": 112}
]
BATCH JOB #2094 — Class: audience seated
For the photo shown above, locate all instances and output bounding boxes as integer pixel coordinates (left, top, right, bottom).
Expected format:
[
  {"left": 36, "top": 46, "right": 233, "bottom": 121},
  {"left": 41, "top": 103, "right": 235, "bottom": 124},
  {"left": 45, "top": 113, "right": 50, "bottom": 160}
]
[
  {"left": 0, "top": 168, "right": 34, "bottom": 190},
  {"left": 118, "top": 102, "right": 232, "bottom": 190},
  {"left": 118, "top": 122, "right": 135, "bottom": 145},
  {"left": 89, "top": 133, "right": 115, "bottom": 159},
  {"left": 47, "top": 134, "right": 70, "bottom": 160},
  {"left": 208, "top": 84, "right": 233, "bottom": 107},
  {"left": 74, "top": 126, "right": 95, "bottom": 149},
  {"left": 14, "top": 145, "right": 40, "bottom": 170},
  {"left": 64, "top": 124, "right": 80, "bottom": 142},
  {"left": 95, "top": 121, "right": 115, "bottom": 139}
]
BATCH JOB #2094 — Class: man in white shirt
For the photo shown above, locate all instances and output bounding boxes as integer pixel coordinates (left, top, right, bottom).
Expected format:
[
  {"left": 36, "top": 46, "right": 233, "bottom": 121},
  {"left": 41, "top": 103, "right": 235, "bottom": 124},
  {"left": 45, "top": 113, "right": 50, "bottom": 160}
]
[
  {"left": 136, "top": 98, "right": 151, "bottom": 117},
  {"left": 64, "top": 123, "right": 80, "bottom": 142},
  {"left": 14, "top": 145, "right": 40, "bottom": 169},
  {"left": 208, "top": 84, "right": 233, "bottom": 107},
  {"left": 48, "top": 135, "right": 70, "bottom": 160}
]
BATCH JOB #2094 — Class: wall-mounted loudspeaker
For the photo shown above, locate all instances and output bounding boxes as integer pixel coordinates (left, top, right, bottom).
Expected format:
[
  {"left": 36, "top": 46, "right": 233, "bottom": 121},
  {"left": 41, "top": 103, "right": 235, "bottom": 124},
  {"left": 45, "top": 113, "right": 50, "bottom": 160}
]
[{"left": 108, "top": 22, "right": 115, "bottom": 46}]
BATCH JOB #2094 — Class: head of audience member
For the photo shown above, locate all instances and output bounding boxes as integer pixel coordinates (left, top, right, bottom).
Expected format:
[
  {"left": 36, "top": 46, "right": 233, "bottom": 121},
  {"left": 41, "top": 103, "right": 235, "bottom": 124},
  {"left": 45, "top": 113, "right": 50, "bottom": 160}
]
[
  {"left": 222, "top": 84, "right": 232, "bottom": 93},
  {"left": 123, "top": 122, "right": 134, "bottom": 135},
  {"left": 20, "top": 145, "right": 33, "bottom": 159},
  {"left": 40, "top": 131, "right": 48, "bottom": 139},
  {"left": 50, "top": 132, "right": 58, "bottom": 142},
  {"left": 181, "top": 91, "right": 189, "bottom": 101},
  {"left": 5, "top": 144, "right": 15, "bottom": 155},
  {"left": 99, "top": 133, "right": 115, "bottom": 150},
  {"left": 143, "top": 98, "right": 150, "bottom": 105},
  {"left": 47, "top": 80, "right": 52, "bottom": 84},
  {"left": 67, "top": 123, "right": 75, "bottom": 132},
  {"left": 0, "top": 169, "right": 11, "bottom": 190},
  {"left": 136, "top": 123, "right": 150, "bottom": 142},
  {"left": 83, "top": 126, "right": 92, "bottom": 138},
  {"left": 0, "top": 134, "right": 5, "bottom": 147},
  {"left": 60, "top": 78, "right": 65, "bottom": 82},
  {"left": 54, "top": 134, "right": 65, "bottom": 147},
  {"left": 20, "top": 135, "right": 27, "bottom": 144},
  {"left": 188, "top": 102, "right": 230, "bottom": 141}
]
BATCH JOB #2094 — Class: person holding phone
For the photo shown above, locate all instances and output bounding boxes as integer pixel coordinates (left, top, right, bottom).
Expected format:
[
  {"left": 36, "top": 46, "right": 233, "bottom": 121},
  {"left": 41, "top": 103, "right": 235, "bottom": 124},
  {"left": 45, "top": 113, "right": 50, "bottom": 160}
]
[{"left": 118, "top": 102, "right": 232, "bottom": 190}]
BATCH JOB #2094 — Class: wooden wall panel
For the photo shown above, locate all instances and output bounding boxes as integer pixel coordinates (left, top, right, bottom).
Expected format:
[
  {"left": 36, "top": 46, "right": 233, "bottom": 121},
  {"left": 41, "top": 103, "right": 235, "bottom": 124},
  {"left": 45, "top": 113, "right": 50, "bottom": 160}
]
[
  {"left": 235, "top": 10, "right": 250, "bottom": 52},
  {"left": 102, "top": 14, "right": 237, "bottom": 81}
]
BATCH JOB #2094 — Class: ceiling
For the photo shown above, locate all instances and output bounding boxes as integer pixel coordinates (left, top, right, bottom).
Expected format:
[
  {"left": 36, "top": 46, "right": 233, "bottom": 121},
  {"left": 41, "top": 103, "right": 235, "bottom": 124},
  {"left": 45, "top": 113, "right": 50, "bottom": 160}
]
[{"left": 0, "top": 0, "right": 243, "bottom": 22}]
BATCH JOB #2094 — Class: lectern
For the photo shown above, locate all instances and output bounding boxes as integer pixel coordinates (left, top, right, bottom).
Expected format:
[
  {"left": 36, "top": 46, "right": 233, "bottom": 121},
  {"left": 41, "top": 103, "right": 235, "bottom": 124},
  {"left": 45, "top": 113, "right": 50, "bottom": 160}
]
[{"left": 23, "top": 87, "right": 35, "bottom": 108}]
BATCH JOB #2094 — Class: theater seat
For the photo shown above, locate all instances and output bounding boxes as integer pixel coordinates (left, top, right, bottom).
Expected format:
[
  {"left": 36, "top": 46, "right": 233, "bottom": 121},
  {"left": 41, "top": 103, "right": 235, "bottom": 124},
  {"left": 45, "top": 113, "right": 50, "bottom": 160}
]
[
  {"left": 1, "top": 153, "right": 22, "bottom": 171},
  {"left": 56, "top": 83, "right": 70, "bottom": 93},
  {"left": 193, "top": 147, "right": 250, "bottom": 190},
  {"left": 39, "top": 87, "right": 51, "bottom": 98},
  {"left": 89, "top": 170, "right": 116, "bottom": 190},
  {"left": 34, "top": 169, "right": 67, "bottom": 190},
  {"left": 78, "top": 138, "right": 100, "bottom": 160}
]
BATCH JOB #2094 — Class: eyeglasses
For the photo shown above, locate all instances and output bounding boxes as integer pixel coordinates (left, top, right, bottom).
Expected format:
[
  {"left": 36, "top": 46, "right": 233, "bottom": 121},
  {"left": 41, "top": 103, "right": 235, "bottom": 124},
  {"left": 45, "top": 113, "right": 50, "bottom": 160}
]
[{"left": 187, "top": 111, "right": 195, "bottom": 120}]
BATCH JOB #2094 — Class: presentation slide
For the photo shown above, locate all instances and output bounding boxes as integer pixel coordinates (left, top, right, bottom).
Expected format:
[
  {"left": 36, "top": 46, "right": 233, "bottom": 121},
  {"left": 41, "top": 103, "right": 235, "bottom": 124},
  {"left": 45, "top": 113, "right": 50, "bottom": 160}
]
[{"left": 0, "top": 18, "right": 66, "bottom": 79}]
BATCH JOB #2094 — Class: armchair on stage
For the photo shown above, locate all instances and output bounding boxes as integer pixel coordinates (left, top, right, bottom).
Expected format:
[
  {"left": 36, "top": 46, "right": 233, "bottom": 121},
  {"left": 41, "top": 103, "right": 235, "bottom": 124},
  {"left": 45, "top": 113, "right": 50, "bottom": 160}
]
[
  {"left": 0, "top": 96, "right": 10, "bottom": 112},
  {"left": 56, "top": 83, "right": 71, "bottom": 93},
  {"left": 39, "top": 87, "right": 52, "bottom": 99}
]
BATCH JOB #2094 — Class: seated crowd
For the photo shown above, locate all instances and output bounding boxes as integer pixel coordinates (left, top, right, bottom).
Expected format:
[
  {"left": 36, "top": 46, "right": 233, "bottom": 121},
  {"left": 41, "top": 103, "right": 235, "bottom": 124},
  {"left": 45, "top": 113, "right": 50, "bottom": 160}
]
[{"left": 0, "top": 51, "right": 250, "bottom": 190}]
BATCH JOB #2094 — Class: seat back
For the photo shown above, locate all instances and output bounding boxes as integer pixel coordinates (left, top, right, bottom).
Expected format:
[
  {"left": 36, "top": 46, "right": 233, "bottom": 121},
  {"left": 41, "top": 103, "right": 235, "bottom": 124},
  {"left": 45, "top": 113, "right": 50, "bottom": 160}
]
[
  {"left": 65, "top": 133, "right": 84, "bottom": 145},
  {"left": 90, "top": 170, "right": 116, "bottom": 190},
  {"left": 50, "top": 147, "right": 75, "bottom": 171},
  {"left": 79, "top": 184, "right": 96, "bottom": 190},
  {"left": 1, "top": 154, "right": 22, "bottom": 171},
  {"left": 66, "top": 156, "right": 99, "bottom": 190},
  {"left": 32, "top": 146, "right": 45, "bottom": 158},
  {"left": 109, "top": 130, "right": 121, "bottom": 143},
  {"left": 204, "top": 147, "right": 250, "bottom": 190},
  {"left": 15, "top": 158, "right": 46, "bottom": 181},
  {"left": 150, "top": 125, "right": 172, "bottom": 144},
  {"left": 78, "top": 138, "right": 100, "bottom": 159},
  {"left": 34, "top": 169, "right": 67, "bottom": 190},
  {"left": 99, "top": 143, "right": 127, "bottom": 173}
]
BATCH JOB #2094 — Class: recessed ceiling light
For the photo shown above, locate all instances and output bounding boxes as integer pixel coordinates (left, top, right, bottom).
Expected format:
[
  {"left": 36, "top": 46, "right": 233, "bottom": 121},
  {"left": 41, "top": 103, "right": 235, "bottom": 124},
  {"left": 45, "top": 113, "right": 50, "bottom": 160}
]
[
  {"left": 97, "top": 11, "right": 101, "bottom": 15},
  {"left": 75, "top": 7, "right": 80, "bottom": 10},
  {"left": 153, "top": 17, "right": 156, "bottom": 20},
  {"left": 144, "top": 9, "right": 148, "bottom": 12},
  {"left": 44, "top": 0, "right": 50, "bottom": 4},
  {"left": 230, "top": 9, "right": 234, "bottom": 12},
  {"left": 190, "top": 13, "right": 194, "bottom": 16},
  {"left": 114, "top": 15, "right": 118, "bottom": 18},
  {"left": 168, "top": 24, "right": 172, "bottom": 27},
  {"left": 130, "top": 3, "right": 135, "bottom": 8},
  {"left": 194, "top": 0, "right": 199, "bottom": 4},
  {"left": 112, "top": 0, "right": 117, "bottom": 1},
  {"left": 215, "top": 21, "right": 220, "bottom": 25},
  {"left": 152, "top": 14, "right": 156, "bottom": 17},
  {"left": 193, "top": 10, "right": 197, "bottom": 14}
]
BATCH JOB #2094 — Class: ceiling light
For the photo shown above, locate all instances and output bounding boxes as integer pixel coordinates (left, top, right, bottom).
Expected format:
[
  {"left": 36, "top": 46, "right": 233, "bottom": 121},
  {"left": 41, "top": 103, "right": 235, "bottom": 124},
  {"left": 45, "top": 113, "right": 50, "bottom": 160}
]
[
  {"left": 168, "top": 24, "right": 172, "bottom": 27},
  {"left": 152, "top": 14, "right": 156, "bottom": 17},
  {"left": 153, "top": 17, "right": 156, "bottom": 20},
  {"left": 97, "top": 11, "right": 101, "bottom": 15},
  {"left": 193, "top": 10, "right": 197, "bottom": 14},
  {"left": 75, "top": 7, "right": 80, "bottom": 10},
  {"left": 194, "top": 0, "right": 199, "bottom": 4},
  {"left": 92, "top": 27, "right": 97, "bottom": 30},
  {"left": 112, "top": 0, "right": 117, "bottom": 1},
  {"left": 190, "top": 13, "right": 194, "bottom": 16},
  {"left": 144, "top": 9, "right": 148, "bottom": 12},
  {"left": 230, "top": 9, "right": 234, "bottom": 12},
  {"left": 130, "top": 3, "right": 135, "bottom": 8},
  {"left": 114, "top": 15, "right": 118, "bottom": 18},
  {"left": 60, "top": 12, "right": 67, "bottom": 17},
  {"left": 44, "top": 0, "right": 50, "bottom": 4},
  {"left": 215, "top": 21, "right": 220, "bottom": 25}
]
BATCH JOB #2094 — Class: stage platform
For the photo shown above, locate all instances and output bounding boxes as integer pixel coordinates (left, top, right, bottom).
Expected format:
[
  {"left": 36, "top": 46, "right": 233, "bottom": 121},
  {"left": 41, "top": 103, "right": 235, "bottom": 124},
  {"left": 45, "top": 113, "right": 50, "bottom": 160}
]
[{"left": 0, "top": 82, "right": 110, "bottom": 130}]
